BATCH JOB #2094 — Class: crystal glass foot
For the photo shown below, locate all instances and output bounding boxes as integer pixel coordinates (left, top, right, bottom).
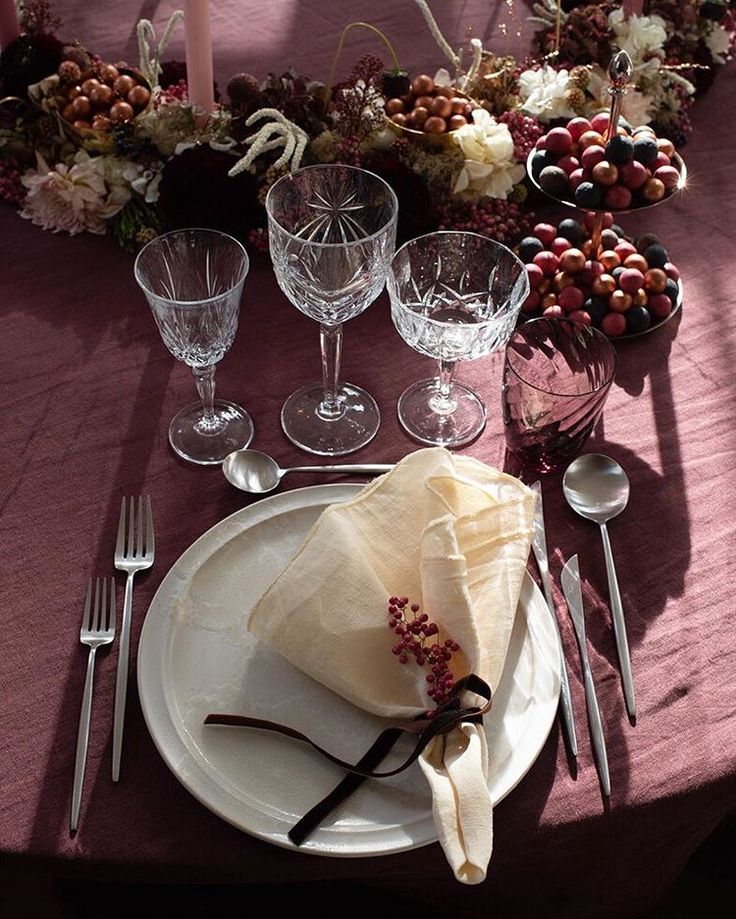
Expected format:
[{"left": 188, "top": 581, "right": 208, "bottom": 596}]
[
  {"left": 387, "top": 232, "right": 529, "bottom": 448},
  {"left": 280, "top": 382, "right": 380, "bottom": 455},
  {"left": 134, "top": 228, "right": 251, "bottom": 465},
  {"left": 397, "top": 379, "right": 485, "bottom": 447},
  {"left": 266, "top": 165, "right": 398, "bottom": 456},
  {"left": 169, "top": 400, "right": 254, "bottom": 465}
]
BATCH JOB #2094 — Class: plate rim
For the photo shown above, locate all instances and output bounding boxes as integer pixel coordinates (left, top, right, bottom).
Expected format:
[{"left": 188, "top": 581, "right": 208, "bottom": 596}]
[{"left": 137, "top": 483, "right": 561, "bottom": 857}]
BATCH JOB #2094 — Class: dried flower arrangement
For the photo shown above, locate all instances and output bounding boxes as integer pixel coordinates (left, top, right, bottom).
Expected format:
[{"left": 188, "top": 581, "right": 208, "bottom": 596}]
[{"left": 0, "top": 0, "right": 732, "bottom": 253}]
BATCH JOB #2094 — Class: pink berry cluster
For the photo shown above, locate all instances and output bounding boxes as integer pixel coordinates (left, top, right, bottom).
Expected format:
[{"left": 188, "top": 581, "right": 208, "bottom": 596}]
[
  {"left": 0, "top": 158, "right": 26, "bottom": 207},
  {"left": 159, "top": 79, "right": 188, "bottom": 104},
  {"left": 246, "top": 226, "right": 269, "bottom": 252},
  {"left": 436, "top": 196, "right": 533, "bottom": 247},
  {"left": 334, "top": 134, "right": 363, "bottom": 168},
  {"left": 387, "top": 597, "right": 460, "bottom": 708},
  {"left": 498, "top": 110, "right": 544, "bottom": 161}
]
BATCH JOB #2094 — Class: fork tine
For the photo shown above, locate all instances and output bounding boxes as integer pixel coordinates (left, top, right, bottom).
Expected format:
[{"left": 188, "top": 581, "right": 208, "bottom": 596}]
[
  {"left": 92, "top": 578, "right": 101, "bottom": 632},
  {"left": 82, "top": 579, "right": 93, "bottom": 633},
  {"left": 127, "top": 496, "right": 135, "bottom": 557},
  {"left": 136, "top": 495, "right": 144, "bottom": 558},
  {"left": 108, "top": 578, "right": 116, "bottom": 632},
  {"left": 115, "top": 497, "right": 126, "bottom": 558},
  {"left": 145, "top": 496, "right": 154, "bottom": 558}
]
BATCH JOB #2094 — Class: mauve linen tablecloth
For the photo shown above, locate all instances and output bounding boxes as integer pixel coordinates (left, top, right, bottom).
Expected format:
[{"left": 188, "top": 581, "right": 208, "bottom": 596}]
[{"left": 2, "top": 3, "right": 736, "bottom": 917}]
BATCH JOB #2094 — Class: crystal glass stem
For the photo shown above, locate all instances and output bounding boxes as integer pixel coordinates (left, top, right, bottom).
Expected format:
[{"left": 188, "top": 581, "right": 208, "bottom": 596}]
[
  {"left": 318, "top": 323, "right": 345, "bottom": 421},
  {"left": 429, "top": 359, "right": 458, "bottom": 415},
  {"left": 192, "top": 364, "right": 225, "bottom": 434}
]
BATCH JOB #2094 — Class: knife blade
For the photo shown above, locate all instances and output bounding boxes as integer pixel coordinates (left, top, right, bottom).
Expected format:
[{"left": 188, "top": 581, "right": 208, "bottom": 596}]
[
  {"left": 561, "top": 555, "right": 611, "bottom": 798},
  {"left": 531, "top": 481, "right": 578, "bottom": 758}
]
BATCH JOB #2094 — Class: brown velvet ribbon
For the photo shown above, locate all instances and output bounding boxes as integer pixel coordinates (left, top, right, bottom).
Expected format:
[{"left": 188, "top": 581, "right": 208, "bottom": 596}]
[{"left": 204, "top": 673, "right": 492, "bottom": 846}]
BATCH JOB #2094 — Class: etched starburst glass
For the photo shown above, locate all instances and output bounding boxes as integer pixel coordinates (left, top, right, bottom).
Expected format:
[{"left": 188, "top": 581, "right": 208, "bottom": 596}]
[
  {"left": 387, "top": 232, "right": 529, "bottom": 447},
  {"left": 266, "top": 165, "right": 398, "bottom": 455}
]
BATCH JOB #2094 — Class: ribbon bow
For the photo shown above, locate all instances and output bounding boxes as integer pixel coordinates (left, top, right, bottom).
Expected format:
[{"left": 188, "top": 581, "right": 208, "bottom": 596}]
[{"left": 205, "top": 673, "right": 492, "bottom": 845}]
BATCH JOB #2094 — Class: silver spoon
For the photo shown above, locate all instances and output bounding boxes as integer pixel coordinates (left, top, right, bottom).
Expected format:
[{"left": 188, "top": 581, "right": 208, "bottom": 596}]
[
  {"left": 563, "top": 453, "right": 635, "bottom": 720},
  {"left": 222, "top": 449, "right": 394, "bottom": 494}
]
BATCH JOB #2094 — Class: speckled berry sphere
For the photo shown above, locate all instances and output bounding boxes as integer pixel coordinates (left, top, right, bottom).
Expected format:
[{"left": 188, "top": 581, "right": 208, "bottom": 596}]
[
  {"left": 575, "top": 182, "right": 603, "bottom": 208},
  {"left": 604, "top": 184, "right": 632, "bottom": 209},
  {"left": 605, "top": 135, "right": 634, "bottom": 164},
  {"left": 619, "top": 268, "right": 645, "bottom": 294},
  {"left": 619, "top": 160, "right": 649, "bottom": 191},
  {"left": 559, "top": 285, "right": 585, "bottom": 312},
  {"left": 539, "top": 166, "right": 570, "bottom": 197},
  {"left": 610, "top": 290, "right": 633, "bottom": 313},
  {"left": 644, "top": 268, "right": 667, "bottom": 293},
  {"left": 654, "top": 165, "right": 680, "bottom": 191},
  {"left": 625, "top": 306, "right": 652, "bottom": 334},
  {"left": 556, "top": 219, "right": 584, "bottom": 246},
  {"left": 601, "top": 312, "right": 627, "bottom": 336},
  {"left": 567, "top": 309, "right": 592, "bottom": 326},
  {"left": 519, "top": 237, "right": 545, "bottom": 263},
  {"left": 648, "top": 293, "right": 673, "bottom": 319},
  {"left": 546, "top": 127, "right": 573, "bottom": 154},
  {"left": 633, "top": 135, "right": 658, "bottom": 166},
  {"left": 643, "top": 244, "right": 669, "bottom": 269},
  {"left": 526, "top": 263, "right": 545, "bottom": 289},
  {"left": 533, "top": 223, "right": 557, "bottom": 247},
  {"left": 533, "top": 251, "right": 560, "bottom": 276},
  {"left": 664, "top": 279, "right": 680, "bottom": 306}
]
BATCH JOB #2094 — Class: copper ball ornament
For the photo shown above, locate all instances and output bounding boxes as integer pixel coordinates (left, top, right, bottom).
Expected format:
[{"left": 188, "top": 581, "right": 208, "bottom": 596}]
[{"left": 110, "top": 100, "right": 134, "bottom": 123}]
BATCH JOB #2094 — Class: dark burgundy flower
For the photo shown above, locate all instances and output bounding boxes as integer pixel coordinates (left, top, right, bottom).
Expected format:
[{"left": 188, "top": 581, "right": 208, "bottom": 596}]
[
  {"left": 362, "top": 150, "right": 437, "bottom": 244},
  {"left": 0, "top": 33, "right": 64, "bottom": 98},
  {"left": 157, "top": 145, "right": 263, "bottom": 240},
  {"left": 159, "top": 59, "right": 187, "bottom": 90}
]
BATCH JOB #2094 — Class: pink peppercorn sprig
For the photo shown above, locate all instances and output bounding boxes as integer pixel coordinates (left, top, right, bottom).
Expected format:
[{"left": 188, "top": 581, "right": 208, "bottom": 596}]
[{"left": 387, "top": 596, "right": 460, "bottom": 708}]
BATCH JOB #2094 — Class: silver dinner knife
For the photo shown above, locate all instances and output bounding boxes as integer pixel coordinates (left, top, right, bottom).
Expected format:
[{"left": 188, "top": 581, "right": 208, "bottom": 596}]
[
  {"left": 561, "top": 555, "right": 611, "bottom": 797},
  {"left": 531, "top": 482, "right": 578, "bottom": 758}
]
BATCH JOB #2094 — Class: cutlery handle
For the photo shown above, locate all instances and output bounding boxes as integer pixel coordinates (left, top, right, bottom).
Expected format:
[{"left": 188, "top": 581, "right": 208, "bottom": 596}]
[
  {"left": 600, "top": 522, "right": 636, "bottom": 719},
  {"left": 286, "top": 464, "right": 394, "bottom": 476},
  {"left": 553, "top": 622, "right": 579, "bottom": 758},
  {"left": 580, "top": 653, "right": 611, "bottom": 798},
  {"left": 541, "top": 577, "right": 578, "bottom": 757},
  {"left": 71, "top": 647, "right": 97, "bottom": 834},
  {"left": 112, "top": 572, "right": 134, "bottom": 782}
]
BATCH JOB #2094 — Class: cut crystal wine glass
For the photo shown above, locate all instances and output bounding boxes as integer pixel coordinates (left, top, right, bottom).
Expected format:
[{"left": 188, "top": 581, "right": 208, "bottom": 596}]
[
  {"left": 387, "top": 231, "right": 529, "bottom": 447},
  {"left": 266, "top": 164, "right": 398, "bottom": 455},
  {"left": 134, "top": 228, "right": 252, "bottom": 465}
]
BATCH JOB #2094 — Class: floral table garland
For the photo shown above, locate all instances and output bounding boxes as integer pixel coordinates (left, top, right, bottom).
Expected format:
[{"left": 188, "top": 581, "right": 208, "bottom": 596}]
[{"left": 0, "top": 0, "right": 733, "bottom": 254}]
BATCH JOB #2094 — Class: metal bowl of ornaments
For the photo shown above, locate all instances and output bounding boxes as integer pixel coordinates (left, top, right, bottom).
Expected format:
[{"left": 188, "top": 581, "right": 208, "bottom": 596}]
[
  {"left": 516, "top": 215, "right": 684, "bottom": 340},
  {"left": 525, "top": 113, "right": 687, "bottom": 214},
  {"left": 33, "top": 58, "right": 153, "bottom": 154},
  {"left": 384, "top": 72, "right": 478, "bottom": 149}
]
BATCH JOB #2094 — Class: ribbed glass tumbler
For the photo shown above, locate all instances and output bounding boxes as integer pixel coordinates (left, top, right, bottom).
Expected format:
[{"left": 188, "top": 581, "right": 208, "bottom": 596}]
[{"left": 502, "top": 318, "right": 618, "bottom": 473}]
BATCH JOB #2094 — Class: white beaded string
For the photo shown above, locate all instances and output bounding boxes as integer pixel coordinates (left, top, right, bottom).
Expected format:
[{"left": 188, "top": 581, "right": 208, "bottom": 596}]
[
  {"left": 137, "top": 11, "right": 184, "bottom": 91},
  {"left": 228, "top": 109, "right": 308, "bottom": 177}
]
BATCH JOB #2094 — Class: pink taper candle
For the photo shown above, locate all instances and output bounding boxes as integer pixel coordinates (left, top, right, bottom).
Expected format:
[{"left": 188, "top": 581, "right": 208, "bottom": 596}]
[
  {"left": 184, "top": 0, "right": 215, "bottom": 115},
  {"left": 0, "top": 0, "right": 21, "bottom": 51}
]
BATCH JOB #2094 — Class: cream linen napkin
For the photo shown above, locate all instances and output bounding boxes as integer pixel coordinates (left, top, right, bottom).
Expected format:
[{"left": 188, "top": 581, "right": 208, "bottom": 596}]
[{"left": 248, "top": 447, "right": 535, "bottom": 883}]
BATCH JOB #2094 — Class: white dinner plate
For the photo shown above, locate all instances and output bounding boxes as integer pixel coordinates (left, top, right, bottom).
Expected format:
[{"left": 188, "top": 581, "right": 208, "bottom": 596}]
[{"left": 138, "top": 484, "right": 560, "bottom": 857}]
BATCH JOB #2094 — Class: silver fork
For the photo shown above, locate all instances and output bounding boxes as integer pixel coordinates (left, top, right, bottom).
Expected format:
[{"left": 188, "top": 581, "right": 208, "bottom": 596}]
[
  {"left": 71, "top": 577, "right": 116, "bottom": 835},
  {"left": 112, "top": 496, "right": 154, "bottom": 781}
]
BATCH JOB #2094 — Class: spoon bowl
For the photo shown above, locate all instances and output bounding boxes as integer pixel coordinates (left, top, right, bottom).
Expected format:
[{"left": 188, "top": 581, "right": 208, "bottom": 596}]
[
  {"left": 562, "top": 454, "right": 630, "bottom": 524},
  {"left": 222, "top": 449, "right": 394, "bottom": 494},
  {"left": 223, "top": 449, "right": 282, "bottom": 493}
]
